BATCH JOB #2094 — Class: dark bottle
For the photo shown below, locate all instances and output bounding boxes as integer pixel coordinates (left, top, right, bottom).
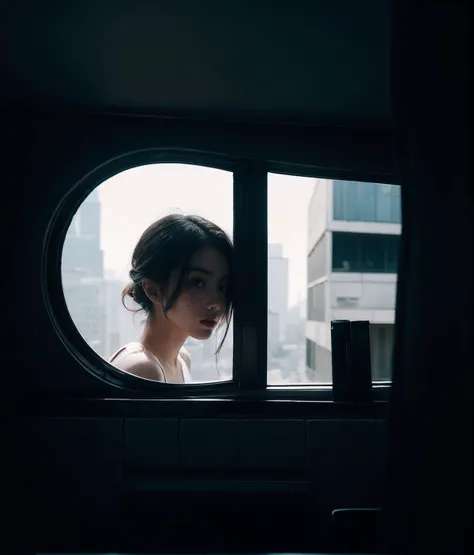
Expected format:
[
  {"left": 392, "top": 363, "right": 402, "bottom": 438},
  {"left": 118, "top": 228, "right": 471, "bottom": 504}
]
[{"left": 331, "top": 320, "right": 372, "bottom": 403}]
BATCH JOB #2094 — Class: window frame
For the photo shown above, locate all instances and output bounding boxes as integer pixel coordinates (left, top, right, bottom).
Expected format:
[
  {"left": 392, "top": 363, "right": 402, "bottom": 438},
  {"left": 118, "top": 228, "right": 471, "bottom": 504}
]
[{"left": 43, "top": 147, "right": 397, "bottom": 401}]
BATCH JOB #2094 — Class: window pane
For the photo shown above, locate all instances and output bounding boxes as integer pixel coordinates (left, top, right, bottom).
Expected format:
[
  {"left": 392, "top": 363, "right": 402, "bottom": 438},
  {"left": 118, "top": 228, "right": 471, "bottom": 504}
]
[
  {"left": 334, "top": 232, "right": 400, "bottom": 273},
  {"left": 333, "top": 180, "right": 346, "bottom": 220},
  {"left": 386, "top": 234, "right": 401, "bottom": 272},
  {"left": 375, "top": 183, "right": 393, "bottom": 222},
  {"left": 358, "top": 182, "right": 377, "bottom": 222},
  {"left": 270, "top": 176, "right": 402, "bottom": 385},
  {"left": 268, "top": 174, "right": 316, "bottom": 384},
  {"left": 332, "top": 232, "right": 361, "bottom": 272},
  {"left": 345, "top": 181, "right": 360, "bottom": 220},
  {"left": 392, "top": 185, "right": 402, "bottom": 223},
  {"left": 62, "top": 164, "right": 233, "bottom": 384},
  {"left": 360, "top": 234, "right": 386, "bottom": 272},
  {"left": 333, "top": 180, "right": 403, "bottom": 224}
]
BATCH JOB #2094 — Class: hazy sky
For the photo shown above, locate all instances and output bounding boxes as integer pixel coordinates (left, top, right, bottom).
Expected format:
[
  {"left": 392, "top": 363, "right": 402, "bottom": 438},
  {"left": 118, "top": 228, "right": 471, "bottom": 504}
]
[{"left": 98, "top": 164, "right": 315, "bottom": 308}]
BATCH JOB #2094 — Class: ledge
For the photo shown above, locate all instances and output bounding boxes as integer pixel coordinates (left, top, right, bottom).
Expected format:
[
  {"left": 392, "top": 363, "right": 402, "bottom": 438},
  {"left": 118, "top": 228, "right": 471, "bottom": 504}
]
[{"left": 1, "top": 394, "right": 388, "bottom": 418}]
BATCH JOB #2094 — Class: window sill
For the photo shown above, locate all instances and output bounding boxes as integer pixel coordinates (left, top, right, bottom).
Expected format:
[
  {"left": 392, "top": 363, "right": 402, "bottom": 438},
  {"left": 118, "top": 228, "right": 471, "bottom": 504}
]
[{"left": 1, "top": 387, "right": 389, "bottom": 418}]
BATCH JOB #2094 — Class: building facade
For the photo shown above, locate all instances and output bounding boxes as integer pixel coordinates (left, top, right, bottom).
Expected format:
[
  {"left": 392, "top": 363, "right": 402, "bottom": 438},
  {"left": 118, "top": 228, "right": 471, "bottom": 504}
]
[
  {"left": 306, "top": 179, "right": 401, "bottom": 382},
  {"left": 62, "top": 190, "right": 107, "bottom": 356},
  {"left": 268, "top": 243, "right": 289, "bottom": 344}
]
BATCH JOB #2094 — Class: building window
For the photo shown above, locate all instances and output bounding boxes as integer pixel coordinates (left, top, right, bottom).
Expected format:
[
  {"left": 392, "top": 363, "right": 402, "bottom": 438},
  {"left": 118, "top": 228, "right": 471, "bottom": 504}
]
[
  {"left": 391, "top": 185, "right": 402, "bottom": 223},
  {"left": 333, "top": 180, "right": 401, "bottom": 224},
  {"left": 332, "top": 232, "right": 400, "bottom": 273},
  {"left": 376, "top": 183, "right": 393, "bottom": 222},
  {"left": 359, "top": 182, "right": 377, "bottom": 222}
]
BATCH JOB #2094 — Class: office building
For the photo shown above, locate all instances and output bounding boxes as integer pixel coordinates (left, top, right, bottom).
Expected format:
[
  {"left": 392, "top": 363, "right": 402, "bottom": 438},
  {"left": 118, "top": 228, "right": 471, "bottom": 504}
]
[{"left": 306, "top": 179, "right": 401, "bottom": 382}]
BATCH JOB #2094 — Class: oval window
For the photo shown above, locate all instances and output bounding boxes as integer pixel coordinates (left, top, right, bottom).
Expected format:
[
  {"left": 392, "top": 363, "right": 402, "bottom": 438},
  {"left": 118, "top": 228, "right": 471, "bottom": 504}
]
[{"left": 61, "top": 163, "right": 233, "bottom": 385}]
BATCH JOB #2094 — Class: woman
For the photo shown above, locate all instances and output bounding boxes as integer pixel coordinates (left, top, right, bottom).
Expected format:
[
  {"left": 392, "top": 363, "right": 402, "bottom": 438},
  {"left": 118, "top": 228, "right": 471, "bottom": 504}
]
[{"left": 109, "top": 214, "right": 233, "bottom": 383}]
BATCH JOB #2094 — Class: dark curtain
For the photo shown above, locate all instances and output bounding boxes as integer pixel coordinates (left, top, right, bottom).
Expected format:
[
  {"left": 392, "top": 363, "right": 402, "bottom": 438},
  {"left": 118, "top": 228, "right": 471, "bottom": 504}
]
[{"left": 382, "top": 1, "right": 471, "bottom": 553}]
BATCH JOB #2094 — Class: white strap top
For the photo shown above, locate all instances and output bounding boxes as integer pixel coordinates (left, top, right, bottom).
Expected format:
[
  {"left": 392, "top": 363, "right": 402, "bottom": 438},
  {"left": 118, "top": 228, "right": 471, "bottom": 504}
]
[{"left": 109, "top": 342, "right": 192, "bottom": 383}]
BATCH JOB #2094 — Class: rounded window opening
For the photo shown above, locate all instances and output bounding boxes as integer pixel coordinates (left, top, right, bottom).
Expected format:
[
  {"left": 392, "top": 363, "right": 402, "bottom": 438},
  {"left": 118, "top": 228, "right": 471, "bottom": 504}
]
[{"left": 61, "top": 163, "right": 234, "bottom": 384}]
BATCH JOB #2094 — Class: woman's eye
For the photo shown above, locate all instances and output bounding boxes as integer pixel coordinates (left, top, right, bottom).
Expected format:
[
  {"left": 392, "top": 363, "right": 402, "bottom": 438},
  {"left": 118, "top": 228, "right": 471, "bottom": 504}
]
[{"left": 189, "top": 278, "right": 205, "bottom": 288}]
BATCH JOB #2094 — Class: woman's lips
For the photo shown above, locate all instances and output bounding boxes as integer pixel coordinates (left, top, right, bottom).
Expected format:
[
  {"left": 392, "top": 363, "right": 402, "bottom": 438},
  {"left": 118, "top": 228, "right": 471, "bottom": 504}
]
[{"left": 200, "top": 319, "right": 217, "bottom": 329}]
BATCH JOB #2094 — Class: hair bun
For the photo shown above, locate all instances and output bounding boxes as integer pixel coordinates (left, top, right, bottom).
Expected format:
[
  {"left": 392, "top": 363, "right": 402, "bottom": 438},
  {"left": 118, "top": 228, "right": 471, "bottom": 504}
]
[
  {"left": 123, "top": 282, "right": 135, "bottom": 299},
  {"left": 131, "top": 281, "right": 147, "bottom": 305}
]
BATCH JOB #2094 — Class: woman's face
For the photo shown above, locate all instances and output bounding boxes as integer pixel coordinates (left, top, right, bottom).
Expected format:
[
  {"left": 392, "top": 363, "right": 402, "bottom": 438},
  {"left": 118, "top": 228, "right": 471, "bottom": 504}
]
[{"left": 164, "top": 246, "right": 230, "bottom": 340}]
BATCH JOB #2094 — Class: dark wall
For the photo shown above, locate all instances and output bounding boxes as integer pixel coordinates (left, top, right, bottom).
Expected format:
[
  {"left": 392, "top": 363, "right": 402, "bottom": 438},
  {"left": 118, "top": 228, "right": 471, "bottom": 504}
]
[{"left": 6, "top": 413, "right": 387, "bottom": 552}]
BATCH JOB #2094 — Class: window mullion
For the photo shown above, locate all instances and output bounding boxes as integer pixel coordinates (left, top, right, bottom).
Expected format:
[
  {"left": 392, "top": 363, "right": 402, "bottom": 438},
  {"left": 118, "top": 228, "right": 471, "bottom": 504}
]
[{"left": 233, "top": 160, "right": 267, "bottom": 390}]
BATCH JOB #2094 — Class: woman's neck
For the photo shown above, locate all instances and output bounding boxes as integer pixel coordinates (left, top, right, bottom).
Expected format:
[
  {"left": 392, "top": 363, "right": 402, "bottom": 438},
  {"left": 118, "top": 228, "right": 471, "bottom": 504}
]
[{"left": 140, "top": 313, "right": 187, "bottom": 370}]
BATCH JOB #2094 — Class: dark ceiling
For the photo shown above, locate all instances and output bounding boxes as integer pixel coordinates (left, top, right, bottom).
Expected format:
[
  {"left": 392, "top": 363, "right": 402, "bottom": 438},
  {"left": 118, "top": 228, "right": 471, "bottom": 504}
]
[{"left": 3, "top": 0, "right": 393, "bottom": 126}]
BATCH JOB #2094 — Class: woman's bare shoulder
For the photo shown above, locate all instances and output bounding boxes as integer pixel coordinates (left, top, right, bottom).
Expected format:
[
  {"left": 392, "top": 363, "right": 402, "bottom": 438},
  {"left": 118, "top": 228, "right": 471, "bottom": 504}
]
[{"left": 109, "top": 344, "right": 165, "bottom": 381}]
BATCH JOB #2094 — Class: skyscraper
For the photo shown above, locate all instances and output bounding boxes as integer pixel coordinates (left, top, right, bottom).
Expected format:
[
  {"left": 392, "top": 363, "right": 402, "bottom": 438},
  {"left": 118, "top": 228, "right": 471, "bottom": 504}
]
[
  {"left": 62, "top": 190, "right": 106, "bottom": 355},
  {"left": 268, "top": 243, "right": 289, "bottom": 348},
  {"left": 306, "top": 179, "right": 401, "bottom": 382},
  {"left": 63, "top": 190, "right": 103, "bottom": 278}
]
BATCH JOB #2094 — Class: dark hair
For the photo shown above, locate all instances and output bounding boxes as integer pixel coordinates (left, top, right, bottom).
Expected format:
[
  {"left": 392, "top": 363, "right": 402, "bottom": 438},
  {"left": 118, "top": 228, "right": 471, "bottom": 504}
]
[{"left": 122, "top": 214, "right": 233, "bottom": 355}]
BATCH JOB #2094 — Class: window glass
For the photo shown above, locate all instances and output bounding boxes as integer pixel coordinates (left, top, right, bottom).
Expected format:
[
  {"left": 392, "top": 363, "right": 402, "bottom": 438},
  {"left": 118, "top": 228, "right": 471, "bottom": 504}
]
[
  {"left": 386, "top": 234, "right": 401, "bottom": 273},
  {"left": 332, "top": 232, "right": 360, "bottom": 272},
  {"left": 333, "top": 180, "right": 402, "bottom": 224},
  {"left": 360, "top": 234, "right": 386, "bottom": 272},
  {"left": 62, "top": 164, "right": 233, "bottom": 384},
  {"left": 375, "top": 183, "right": 393, "bottom": 222},
  {"left": 345, "top": 180, "right": 360, "bottom": 220},
  {"left": 333, "top": 233, "right": 401, "bottom": 274},
  {"left": 333, "top": 180, "right": 346, "bottom": 220},
  {"left": 270, "top": 177, "right": 401, "bottom": 385},
  {"left": 392, "top": 185, "right": 402, "bottom": 223},
  {"left": 267, "top": 173, "right": 315, "bottom": 385},
  {"left": 358, "top": 182, "right": 377, "bottom": 222}
]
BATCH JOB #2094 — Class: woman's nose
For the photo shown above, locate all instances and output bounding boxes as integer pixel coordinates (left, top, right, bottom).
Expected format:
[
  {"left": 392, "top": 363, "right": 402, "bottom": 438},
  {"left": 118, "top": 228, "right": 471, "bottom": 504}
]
[{"left": 206, "top": 294, "right": 224, "bottom": 312}]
